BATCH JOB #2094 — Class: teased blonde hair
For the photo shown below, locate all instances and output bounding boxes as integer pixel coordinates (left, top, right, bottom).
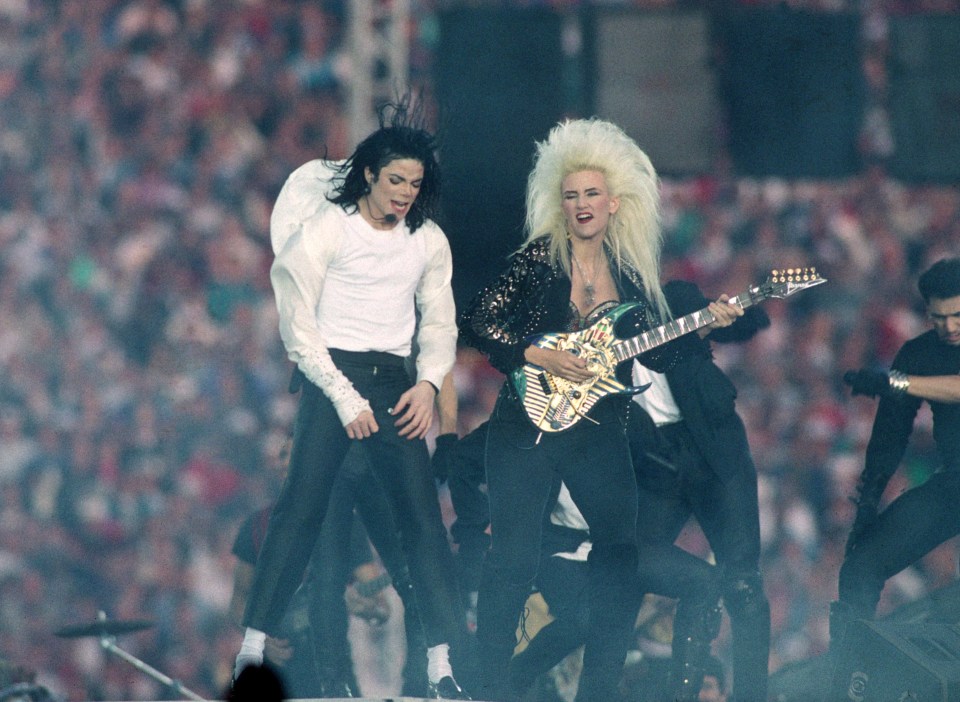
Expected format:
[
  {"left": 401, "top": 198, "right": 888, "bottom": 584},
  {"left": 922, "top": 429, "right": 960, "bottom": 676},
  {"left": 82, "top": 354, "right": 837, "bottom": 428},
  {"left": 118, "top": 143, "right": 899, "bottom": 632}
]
[{"left": 523, "top": 118, "right": 668, "bottom": 318}]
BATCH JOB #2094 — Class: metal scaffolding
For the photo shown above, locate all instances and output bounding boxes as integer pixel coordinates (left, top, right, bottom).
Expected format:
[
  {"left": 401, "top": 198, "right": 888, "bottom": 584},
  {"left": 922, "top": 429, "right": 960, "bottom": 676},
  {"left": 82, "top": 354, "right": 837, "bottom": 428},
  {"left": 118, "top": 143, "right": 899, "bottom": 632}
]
[{"left": 346, "top": 0, "right": 411, "bottom": 148}]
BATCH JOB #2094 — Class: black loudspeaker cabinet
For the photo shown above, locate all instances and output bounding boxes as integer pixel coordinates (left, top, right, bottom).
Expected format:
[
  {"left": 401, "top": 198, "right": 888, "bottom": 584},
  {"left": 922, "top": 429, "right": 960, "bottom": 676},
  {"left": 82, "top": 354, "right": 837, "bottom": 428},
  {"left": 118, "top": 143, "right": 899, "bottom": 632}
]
[
  {"left": 887, "top": 15, "right": 960, "bottom": 183},
  {"left": 715, "top": 5, "right": 865, "bottom": 178},
  {"left": 830, "top": 620, "right": 960, "bottom": 702},
  {"left": 435, "top": 7, "right": 564, "bottom": 305}
]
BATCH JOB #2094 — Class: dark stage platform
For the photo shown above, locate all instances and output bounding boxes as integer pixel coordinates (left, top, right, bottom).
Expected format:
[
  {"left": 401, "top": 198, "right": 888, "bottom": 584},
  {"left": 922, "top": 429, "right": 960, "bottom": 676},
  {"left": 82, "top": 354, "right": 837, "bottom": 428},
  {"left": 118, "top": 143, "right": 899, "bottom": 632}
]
[{"left": 770, "top": 581, "right": 960, "bottom": 702}]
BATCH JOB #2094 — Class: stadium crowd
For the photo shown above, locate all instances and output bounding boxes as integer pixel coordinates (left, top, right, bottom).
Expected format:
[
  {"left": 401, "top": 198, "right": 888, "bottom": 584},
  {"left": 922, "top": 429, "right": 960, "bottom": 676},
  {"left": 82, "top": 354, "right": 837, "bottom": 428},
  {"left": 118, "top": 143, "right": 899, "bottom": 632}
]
[{"left": 0, "top": 0, "right": 958, "bottom": 700}]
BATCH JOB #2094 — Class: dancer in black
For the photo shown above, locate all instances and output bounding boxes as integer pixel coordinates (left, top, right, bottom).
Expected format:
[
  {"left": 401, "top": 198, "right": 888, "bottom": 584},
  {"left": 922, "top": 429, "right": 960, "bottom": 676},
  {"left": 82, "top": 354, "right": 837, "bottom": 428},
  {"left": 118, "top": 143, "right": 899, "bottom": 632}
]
[
  {"left": 832, "top": 258, "right": 960, "bottom": 650},
  {"left": 629, "top": 279, "right": 771, "bottom": 702}
]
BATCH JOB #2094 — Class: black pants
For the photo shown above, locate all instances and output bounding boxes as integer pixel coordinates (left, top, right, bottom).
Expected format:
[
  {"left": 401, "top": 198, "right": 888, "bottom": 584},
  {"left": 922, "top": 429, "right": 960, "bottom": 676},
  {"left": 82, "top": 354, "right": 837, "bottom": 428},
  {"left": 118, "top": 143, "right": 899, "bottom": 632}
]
[
  {"left": 634, "top": 419, "right": 769, "bottom": 702},
  {"left": 243, "top": 351, "right": 464, "bottom": 652},
  {"left": 307, "top": 445, "right": 429, "bottom": 695},
  {"left": 448, "top": 421, "right": 491, "bottom": 594},
  {"left": 839, "top": 470, "right": 960, "bottom": 618},
  {"left": 477, "top": 389, "right": 640, "bottom": 702},
  {"left": 508, "top": 528, "right": 721, "bottom": 698}
]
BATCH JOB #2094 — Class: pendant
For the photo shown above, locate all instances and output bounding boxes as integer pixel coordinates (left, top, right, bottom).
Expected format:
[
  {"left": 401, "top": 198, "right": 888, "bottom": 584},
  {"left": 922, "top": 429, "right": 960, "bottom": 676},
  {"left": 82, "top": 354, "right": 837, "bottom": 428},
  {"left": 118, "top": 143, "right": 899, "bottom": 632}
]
[{"left": 584, "top": 284, "right": 595, "bottom": 307}]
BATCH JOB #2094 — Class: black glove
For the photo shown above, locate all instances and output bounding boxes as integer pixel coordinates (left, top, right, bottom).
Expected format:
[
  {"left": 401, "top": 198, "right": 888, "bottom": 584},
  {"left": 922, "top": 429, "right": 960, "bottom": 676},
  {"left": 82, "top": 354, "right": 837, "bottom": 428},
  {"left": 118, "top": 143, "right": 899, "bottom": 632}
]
[
  {"left": 431, "top": 433, "right": 458, "bottom": 484},
  {"left": 843, "top": 368, "right": 890, "bottom": 398}
]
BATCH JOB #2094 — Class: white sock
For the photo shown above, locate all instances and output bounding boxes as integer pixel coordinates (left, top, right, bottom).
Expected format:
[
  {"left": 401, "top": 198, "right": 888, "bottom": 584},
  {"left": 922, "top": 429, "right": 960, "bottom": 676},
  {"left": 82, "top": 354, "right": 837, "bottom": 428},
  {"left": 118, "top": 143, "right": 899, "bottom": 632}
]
[
  {"left": 426, "top": 642, "right": 453, "bottom": 684},
  {"left": 234, "top": 628, "right": 266, "bottom": 679}
]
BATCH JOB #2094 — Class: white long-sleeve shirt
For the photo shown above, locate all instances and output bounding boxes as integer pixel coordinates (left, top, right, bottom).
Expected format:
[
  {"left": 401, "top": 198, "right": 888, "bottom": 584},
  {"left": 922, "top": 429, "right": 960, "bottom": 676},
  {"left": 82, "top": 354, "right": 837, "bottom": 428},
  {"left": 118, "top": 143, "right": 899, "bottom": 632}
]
[{"left": 268, "top": 160, "right": 457, "bottom": 426}]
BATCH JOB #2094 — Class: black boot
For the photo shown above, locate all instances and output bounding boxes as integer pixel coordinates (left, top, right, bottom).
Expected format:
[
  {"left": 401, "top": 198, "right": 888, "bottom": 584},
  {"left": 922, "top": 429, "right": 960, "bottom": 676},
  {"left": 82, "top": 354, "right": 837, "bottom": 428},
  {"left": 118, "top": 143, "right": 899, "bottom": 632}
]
[
  {"left": 668, "top": 596, "right": 723, "bottom": 702},
  {"left": 509, "top": 618, "right": 586, "bottom": 697},
  {"left": 723, "top": 571, "right": 770, "bottom": 702}
]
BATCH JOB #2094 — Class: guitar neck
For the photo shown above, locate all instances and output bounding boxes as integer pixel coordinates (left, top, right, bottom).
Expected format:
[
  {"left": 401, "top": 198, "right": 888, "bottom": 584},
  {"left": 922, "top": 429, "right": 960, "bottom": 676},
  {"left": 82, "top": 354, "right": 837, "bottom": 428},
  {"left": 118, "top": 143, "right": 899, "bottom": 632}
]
[{"left": 613, "top": 288, "right": 759, "bottom": 363}]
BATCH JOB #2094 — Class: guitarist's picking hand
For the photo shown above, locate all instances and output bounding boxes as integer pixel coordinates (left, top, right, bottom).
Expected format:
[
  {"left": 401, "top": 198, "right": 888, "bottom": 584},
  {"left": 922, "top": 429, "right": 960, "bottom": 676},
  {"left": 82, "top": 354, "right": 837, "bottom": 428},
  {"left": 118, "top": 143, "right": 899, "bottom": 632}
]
[
  {"left": 391, "top": 381, "right": 436, "bottom": 440},
  {"left": 525, "top": 345, "right": 593, "bottom": 383},
  {"left": 346, "top": 410, "right": 379, "bottom": 439}
]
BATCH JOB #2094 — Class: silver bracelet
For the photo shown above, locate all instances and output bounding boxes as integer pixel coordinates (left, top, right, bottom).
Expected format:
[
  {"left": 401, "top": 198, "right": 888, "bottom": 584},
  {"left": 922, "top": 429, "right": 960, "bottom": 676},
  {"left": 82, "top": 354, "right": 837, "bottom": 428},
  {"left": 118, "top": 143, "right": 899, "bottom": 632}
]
[{"left": 888, "top": 369, "right": 910, "bottom": 395}]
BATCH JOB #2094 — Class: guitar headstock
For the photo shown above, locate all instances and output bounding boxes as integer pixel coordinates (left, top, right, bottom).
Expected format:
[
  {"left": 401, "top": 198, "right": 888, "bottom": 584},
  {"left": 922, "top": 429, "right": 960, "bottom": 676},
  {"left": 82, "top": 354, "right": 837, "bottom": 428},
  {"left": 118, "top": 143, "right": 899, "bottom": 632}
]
[{"left": 756, "top": 267, "right": 826, "bottom": 299}]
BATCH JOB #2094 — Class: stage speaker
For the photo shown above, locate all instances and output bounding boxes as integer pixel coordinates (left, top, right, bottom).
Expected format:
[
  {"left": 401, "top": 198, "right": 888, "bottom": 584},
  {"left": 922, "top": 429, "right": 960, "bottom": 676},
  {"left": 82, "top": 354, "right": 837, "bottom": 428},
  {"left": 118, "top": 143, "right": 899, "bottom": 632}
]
[
  {"left": 888, "top": 15, "right": 960, "bottom": 183},
  {"left": 435, "top": 7, "right": 564, "bottom": 305},
  {"left": 715, "top": 6, "right": 865, "bottom": 178},
  {"left": 884, "top": 581, "right": 960, "bottom": 627},
  {"left": 830, "top": 620, "right": 960, "bottom": 702},
  {"left": 584, "top": 8, "right": 720, "bottom": 176}
]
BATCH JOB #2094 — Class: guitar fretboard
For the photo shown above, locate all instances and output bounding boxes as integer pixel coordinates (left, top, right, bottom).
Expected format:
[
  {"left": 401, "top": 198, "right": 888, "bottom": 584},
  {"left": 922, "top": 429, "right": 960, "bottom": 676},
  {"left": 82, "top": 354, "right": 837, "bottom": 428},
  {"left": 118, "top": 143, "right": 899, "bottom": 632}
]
[{"left": 612, "top": 290, "right": 757, "bottom": 362}]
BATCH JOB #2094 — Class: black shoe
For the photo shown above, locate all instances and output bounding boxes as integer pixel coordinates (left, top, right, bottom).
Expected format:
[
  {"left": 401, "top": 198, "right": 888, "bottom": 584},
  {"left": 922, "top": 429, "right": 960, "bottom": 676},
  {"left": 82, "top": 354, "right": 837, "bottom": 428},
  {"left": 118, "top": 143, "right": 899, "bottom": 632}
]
[{"left": 427, "top": 676, "right": 472, "bottom": 700}]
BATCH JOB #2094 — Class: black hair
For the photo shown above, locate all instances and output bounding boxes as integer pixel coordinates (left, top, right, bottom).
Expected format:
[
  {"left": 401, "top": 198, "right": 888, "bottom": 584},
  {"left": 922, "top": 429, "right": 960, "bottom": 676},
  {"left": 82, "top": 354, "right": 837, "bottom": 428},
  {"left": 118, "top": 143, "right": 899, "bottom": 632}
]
[
  {"left": 918, "top": 257, "right": 960, "bottom": 304},
  {"left": 328, "top": 97, "right": 440, "bottom": 233}
]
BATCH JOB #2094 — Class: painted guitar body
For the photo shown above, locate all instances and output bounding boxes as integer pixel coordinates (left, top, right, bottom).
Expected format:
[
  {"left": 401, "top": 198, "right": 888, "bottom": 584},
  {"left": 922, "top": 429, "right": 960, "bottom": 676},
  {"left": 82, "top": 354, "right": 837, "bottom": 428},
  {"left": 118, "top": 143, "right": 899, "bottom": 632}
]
[{"left": 510, "top": 303, "right": 646, "bottom": 432}]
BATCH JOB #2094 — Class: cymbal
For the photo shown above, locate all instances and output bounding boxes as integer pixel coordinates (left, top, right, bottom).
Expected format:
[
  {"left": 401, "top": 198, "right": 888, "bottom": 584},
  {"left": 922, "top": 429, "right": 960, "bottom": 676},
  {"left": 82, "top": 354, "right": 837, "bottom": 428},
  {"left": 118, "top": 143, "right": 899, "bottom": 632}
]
[{"left": 54, "top": 618, "right": 155, "bottom": 638}]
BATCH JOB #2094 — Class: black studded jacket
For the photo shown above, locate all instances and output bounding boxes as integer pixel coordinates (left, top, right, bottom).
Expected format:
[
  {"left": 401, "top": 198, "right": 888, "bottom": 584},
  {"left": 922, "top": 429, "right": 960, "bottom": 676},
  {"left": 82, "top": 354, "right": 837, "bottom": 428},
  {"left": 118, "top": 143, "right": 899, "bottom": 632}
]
[{"left": 458, "top": 237, "right": 683, "bottom": 379}]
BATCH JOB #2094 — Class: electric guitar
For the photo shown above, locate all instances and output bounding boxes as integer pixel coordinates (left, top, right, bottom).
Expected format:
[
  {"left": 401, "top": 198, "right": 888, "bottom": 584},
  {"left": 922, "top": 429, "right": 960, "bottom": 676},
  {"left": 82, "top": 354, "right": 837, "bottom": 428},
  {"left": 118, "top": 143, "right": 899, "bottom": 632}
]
[{"left": 511, "top": 268, "right": 826, "bottom": 434}]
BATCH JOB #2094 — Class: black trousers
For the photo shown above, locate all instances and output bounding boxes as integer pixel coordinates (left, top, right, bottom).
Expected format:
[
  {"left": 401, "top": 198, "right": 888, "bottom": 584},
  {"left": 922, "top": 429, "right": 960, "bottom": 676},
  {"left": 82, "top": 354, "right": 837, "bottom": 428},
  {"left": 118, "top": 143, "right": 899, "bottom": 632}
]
[
  {"left": 508, "top": 522, "right": 721, "bottom": 699},
  {"left": 447, "top": 421, "right": 491, "bottom": 594},
  {"left": 839, "top": 470, "right": 960, "bottom": 617},
  {"left": 307, "top": 445, "right": 428, "bottom": 695},
  {"left": 477, "top": 389, "right": 640, "bottom": 702},
  {"left": 634, "top": 418, "right": 770, "bottom": 702},
  {"left": 243, "top": 351, "right": 464, "bottom": 651}
]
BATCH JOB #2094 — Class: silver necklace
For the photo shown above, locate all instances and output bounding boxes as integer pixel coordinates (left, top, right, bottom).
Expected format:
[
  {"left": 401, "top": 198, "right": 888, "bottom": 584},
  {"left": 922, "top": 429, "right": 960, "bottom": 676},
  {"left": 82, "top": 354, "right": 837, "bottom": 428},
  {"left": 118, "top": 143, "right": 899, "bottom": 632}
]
[{"left": 572, "top": 251, "right": 603, "bottom": 309}]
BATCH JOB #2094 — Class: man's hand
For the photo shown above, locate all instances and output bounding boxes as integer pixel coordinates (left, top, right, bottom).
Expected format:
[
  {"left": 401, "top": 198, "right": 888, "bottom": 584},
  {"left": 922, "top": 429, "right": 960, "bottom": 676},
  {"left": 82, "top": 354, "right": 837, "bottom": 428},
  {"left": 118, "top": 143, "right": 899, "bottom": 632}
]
[
  {"left": 843, "top": 369, "right": 890, "bottom": 398},
  {"left": 392, "top": 381, "right": 436, "bottom": 439},
  {"left": 346, "top": 409, "right": 379, "bottom": 439},
  {"left": 432, "top": 433, "right": 459, "bottom": 483}
]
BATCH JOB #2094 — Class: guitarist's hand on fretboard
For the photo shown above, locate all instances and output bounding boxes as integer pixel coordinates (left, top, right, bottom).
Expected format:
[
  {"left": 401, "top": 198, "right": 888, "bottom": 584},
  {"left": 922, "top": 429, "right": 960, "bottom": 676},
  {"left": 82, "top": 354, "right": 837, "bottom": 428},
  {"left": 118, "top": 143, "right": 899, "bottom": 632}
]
[
  {"left": 524, "top": 344, "right": 593, "bottom": 383},
  {"left": 697, "top": 294, "right": 744, "bottom": 338}
]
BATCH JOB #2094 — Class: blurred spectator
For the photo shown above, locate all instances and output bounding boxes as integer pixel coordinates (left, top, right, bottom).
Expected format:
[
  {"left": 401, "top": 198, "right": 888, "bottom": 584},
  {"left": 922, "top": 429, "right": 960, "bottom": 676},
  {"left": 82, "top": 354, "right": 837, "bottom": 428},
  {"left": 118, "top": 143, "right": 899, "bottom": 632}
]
[{"left": 0, "top": 1, "right": 958, "bottom": 700}]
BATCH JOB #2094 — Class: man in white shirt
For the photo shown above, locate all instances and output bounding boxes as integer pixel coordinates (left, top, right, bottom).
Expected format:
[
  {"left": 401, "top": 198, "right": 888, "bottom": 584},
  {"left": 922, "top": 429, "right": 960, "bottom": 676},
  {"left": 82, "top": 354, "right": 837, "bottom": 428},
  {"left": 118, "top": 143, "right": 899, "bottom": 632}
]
[{"left": 233, "top": 103, "right": 470, "bottom": 699}]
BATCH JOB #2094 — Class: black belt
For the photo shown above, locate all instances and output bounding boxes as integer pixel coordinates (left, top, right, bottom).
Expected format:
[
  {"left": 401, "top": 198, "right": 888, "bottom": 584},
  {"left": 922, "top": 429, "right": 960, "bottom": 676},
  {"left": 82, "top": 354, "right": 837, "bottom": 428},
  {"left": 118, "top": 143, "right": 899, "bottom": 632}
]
[
  {"left": 288, "top": 349, "right": 407, "bottom": 393},
  {"left": 328, "top": 348, "right": 406, "bottom": 367}
]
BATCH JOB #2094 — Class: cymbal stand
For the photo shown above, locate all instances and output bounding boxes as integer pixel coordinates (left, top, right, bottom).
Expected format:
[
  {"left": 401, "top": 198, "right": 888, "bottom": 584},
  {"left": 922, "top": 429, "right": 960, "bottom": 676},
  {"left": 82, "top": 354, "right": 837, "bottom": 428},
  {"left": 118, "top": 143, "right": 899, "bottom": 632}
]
[{"left": 96, "top": 633, "right": 206, "bottom": 701}]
